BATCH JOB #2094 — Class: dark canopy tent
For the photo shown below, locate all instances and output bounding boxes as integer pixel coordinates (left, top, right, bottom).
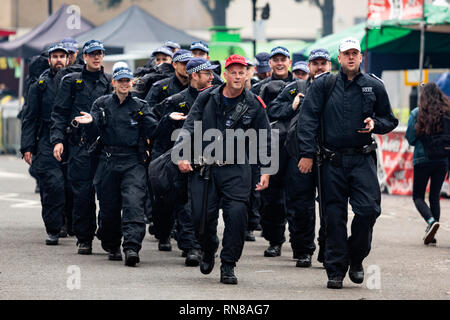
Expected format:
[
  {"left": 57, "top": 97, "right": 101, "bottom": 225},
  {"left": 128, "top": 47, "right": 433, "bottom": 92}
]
[
  {"left": 0, "top": 4, "right": 94, "bottom": 59},
  {"left": 75, "top": 5, "right": 201, "bottom": 53}
]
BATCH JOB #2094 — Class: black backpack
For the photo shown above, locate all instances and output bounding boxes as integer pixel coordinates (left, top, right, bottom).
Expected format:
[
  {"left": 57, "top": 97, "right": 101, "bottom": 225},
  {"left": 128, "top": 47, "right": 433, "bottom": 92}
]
[
  {"left": 421, "top": 114, "right": 450, "bottom": 160},
  {"left": 285, "top": 74, "right": 338, "bottom": 160}
]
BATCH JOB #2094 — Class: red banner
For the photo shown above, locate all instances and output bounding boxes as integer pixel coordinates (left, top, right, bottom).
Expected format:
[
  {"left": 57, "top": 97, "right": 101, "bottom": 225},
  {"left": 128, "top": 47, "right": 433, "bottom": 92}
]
[
  {"left": 368, "top": 0, "right": 424, "bottom": 23},
  {"left": 375, "top": 131, "right": 450, "bottom": 196}
]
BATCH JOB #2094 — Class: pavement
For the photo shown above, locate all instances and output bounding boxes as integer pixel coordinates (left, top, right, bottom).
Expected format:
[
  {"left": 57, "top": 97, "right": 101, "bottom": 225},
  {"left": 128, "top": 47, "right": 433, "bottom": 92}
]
[{"left": 0, "top": 154, "right": 449, "bottom": 301}]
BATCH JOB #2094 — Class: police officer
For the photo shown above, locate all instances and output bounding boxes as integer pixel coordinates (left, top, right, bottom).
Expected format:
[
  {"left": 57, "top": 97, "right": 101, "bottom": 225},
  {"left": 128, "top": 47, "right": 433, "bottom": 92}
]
[
  {"left": 292, "top": 61, "right": 309, "bottom": 80},
  {"left": 61, "top": 37, "right": 80, "bottom": 66},
  {"left": 164, "top": 40, "right": 181, "bottom": 54},
  {"left": 74, "top": 65, "right": 154, "bottom": 266},
  {"left": 145, "top": 49, "right": 192, "bottom": 114},
  {"left": 268, "top": 49, "right": 332, "bottom": 268},
  {"left": 190, "top": 41, "right": 224, "bottom": 86},
  {"left": 251, "top": 46, "right": 293, "bottom": 258},
  {"left": 176, "top": 54, "right": 272, "bottom": 285},
  {"left": 21, "top": 43, "right": 69, "bottom": 245},
  {"left": 152, "top": 46, "right": 174, "bottom": 66},
  {"left": 254, "top": 52, "right": 272, "bottom": 81},
  {"left": 151, "top": 58, "right": 218, "bottom": 266},
  {"left": 51, "top": 40, "right": 112, "bottom": 255},
  {"left": 297, "top": 38, "right": 398, "bottom": 289},
  {"left": 245, "top": 58, "right": 258, "bottom": 90}
]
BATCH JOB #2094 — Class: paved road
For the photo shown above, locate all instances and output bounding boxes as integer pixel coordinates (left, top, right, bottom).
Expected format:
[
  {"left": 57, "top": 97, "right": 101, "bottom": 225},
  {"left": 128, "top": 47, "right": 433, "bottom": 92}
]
[{"left": 0, "top": 154, "right": 449, "bottom": 301}]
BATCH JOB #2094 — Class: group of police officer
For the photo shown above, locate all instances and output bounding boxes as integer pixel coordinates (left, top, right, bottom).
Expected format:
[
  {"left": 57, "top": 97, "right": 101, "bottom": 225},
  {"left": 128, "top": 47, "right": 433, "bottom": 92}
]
[{"left": 20, "top": 36, "right": 398, "bottom": 288}]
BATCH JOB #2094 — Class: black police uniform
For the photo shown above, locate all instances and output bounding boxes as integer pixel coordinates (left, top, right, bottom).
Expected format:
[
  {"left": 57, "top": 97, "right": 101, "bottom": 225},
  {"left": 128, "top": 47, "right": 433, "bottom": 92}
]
[
  {"left": 150, "top": 86, "right": 202, "bottom": 254},
  {"left": 86, "top": 93, "right": 155, "bottom": 254},
  {"left": 21, "top": 69, "right": 65, "bottom": 236},
  {"left": 176, "top": 84, "right": 271, "bottom": 269},
  {"left": 144, "top": 74, "right": 188, "bottom": 113},
  {"left": 51, "top": 66, "right": 112, "bottom": 247},
  {"left": 268, "top": 78, "right": 324, "bottom": 262},
  {"left": 297, "top": 70, "right": 398, "bottom": 280},
  {"left": 251, "top": 72, "right": 293, "bottom": 253}
]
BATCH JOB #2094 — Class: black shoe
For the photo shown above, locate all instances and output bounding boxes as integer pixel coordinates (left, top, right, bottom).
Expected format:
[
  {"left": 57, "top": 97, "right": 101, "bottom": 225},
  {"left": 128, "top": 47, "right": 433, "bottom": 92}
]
[
  {"left": 185, "top": 249, "right": 202, "bottom": 267},
  {"left": 45, "top": 233, "right": 59, "bottom": 246},
  {"left": 124, "top": 250, "right": 140, "bottom": 267},
  {"left": 427, "top": 238, "right": 437, "bottom": 246},
  {"left": 220, "top": 264, "right": 238, "bottom": 285},
  {"left": 158, "top": 238, "right": 172, "bottom": 251},
  {"left": 245, "top": 230, "right": 256, "bottom": 242},
  {"left": 327, "top": 277, "right": 343, "bottom": 289},
  {"left": 424, "top": 222, "right": 440, "bottom": 245},
  {"left": 317, "top": 246, "right": 325, "bottom": 263},
  {"left": 77, "top": 242, "right": 92, "bottom": 255},
  {"left": 200, "top": 251, "right": 215, "bottom": 275},
  {"left": 264, "top": 244, "right": 281, "bottom": 257},
  {"left": 255, "top": 223, "right": 262, "bottom": 231},
  {"left": 349, "top": 264, "right": 364, "bottom": 284},
  {"left": 108, "top": 248, "right": 123, "bottom": 261},
  {"left": 59, "top": 224, "right": 68, "bottom": 238},
  {"left": 296, "top": 254, "right": 312, "bottom": 268}
]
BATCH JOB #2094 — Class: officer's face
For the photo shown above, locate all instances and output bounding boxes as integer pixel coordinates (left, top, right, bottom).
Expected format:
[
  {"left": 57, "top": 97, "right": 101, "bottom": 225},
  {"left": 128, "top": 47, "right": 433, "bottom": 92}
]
[
  {"left": 154, "top": 53, "right": 172, "bottom": 66},
  {"left": 113, "top": 78, "right": 132, "bottom": 95},
  {"left": 308, "top": 58, "right": 331, "bottom": 78},
  {"left": 173, "top": 61, "right": 188, "bottom": 79},
  {"left": 191, "top": 49, "right": 209, "bottom": 60},
  {"left": 84, "top": 50, "right": 104, "bottom": 71},
  {"left": 224, "top": 64, "right": 246, "bottom": 91},
  {"left": 338, "top": 49, "right": 362, "bottom": 75},
  {"left": 193, "top": 70, "right": 214, "bottom": 89},
  {"left": 293, "top": 70, "right": 308, "bottom": 80},
  {"left": 48, "top": 51, "right": 68, "bottom": 71},
  {"left": 68, "top": 51, "right": 78, "bottom": 65},
  {"left": 269, "top": 55, "right": 291, "bottom": 79}
]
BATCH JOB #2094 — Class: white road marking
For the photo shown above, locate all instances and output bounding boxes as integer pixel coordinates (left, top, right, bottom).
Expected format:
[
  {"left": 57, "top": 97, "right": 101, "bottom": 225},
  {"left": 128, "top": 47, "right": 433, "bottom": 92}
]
[{"left": 0, "top": 193, "right": 41, "bottom": 208}]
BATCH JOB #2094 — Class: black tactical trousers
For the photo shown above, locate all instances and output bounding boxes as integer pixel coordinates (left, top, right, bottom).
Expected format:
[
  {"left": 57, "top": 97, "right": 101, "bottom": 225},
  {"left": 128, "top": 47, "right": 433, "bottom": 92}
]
[
  {"left": 247, "top": 164, "right": 261, "bottom": 231},
  {"left": 68, "top": 145, "right": 98, "bottom": 243},
  {"left": 321, "top": 153, "right": 381, "bottom": 279},
  {"left": 94, "top": 155, "right": 147, "bottom": 253},
  {"left": 260, "top": 146, "right": 288, "bottom": 246},
  {"left": 285, "top": 156, "right": 316, "bottom": 257},
  {"left": 152, "top": 196, "right": 175, "bottom": 241},
  {"left": 189, "top": 165, "right": 251, "bottom": 265},
  {"left": 175, "top": 201, "right": 202, "bottom": 252},
  {"left": 32, "top": 138, "right": 65, "bottom": 235}
]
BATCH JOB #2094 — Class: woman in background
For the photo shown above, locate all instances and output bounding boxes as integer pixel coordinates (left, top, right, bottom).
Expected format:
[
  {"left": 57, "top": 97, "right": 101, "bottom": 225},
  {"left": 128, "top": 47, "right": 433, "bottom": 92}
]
[{"left": 406, "top": 82, "right": 450, "bottom": 245}]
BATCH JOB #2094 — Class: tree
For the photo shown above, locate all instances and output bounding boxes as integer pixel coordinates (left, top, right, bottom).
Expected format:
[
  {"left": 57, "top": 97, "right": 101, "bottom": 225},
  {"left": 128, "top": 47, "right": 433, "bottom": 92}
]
[
  {"left": 295, "top": 0, "right": 334, "bottom": 36},
  {"left": 95, "top": 0, "right": 233, "bottom": 26}
]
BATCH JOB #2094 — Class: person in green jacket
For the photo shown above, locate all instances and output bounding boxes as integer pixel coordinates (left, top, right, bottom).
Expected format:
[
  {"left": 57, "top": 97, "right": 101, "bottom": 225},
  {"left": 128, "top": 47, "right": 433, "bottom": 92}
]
[{"left": 405, "top": 82, "right": 450, "bottom": 245}]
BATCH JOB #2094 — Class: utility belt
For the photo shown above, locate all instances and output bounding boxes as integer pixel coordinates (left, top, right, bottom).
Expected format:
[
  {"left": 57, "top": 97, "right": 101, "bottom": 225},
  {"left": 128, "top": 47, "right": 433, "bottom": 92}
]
[
  {"left": 320, "top": 141, "right": 377, "bottom": 167},
  {"left": 102, "top": 145, "right": 139, "bottom": 157}
]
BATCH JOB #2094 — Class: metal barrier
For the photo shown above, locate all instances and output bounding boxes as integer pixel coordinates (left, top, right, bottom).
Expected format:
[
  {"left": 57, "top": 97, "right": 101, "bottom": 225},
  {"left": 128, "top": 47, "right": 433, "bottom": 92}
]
[{"left": 0, "top": 99, "right": 21, "bottom": 155}]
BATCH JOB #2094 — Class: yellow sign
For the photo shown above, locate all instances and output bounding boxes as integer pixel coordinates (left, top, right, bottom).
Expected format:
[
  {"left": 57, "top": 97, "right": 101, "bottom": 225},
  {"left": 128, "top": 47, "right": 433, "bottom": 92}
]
[{"left": 404, "top": 69, "right": 428, "bottom": 86}]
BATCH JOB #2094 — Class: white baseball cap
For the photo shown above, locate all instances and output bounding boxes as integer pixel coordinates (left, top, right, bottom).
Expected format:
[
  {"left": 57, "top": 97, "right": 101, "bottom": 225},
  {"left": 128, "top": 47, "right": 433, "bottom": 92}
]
[{"left": 339, "top": 37, "right": 361, "bottom": 52}]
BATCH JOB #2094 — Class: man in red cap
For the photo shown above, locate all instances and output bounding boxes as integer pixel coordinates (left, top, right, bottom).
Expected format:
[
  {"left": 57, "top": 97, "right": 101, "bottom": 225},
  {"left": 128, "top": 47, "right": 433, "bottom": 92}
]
[{"left": 175, "top": 54, "right": 273, "bottom": 285}]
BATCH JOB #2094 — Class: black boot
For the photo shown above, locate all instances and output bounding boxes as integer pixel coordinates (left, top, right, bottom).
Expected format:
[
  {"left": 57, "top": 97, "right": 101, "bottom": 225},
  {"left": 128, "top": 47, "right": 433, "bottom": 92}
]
[
  {"left": 296, "top": 254, "right": 312, "bottom": 268},
  {"left": 45, "top": 233, "right": 59, "bottom": 246},
  {"left": 108, "top": 247, "right": 123, "bottom": 261},
  {"left": 220, "top": 263, "right": 238, "bottom": 285},
  {"left": 124, "top": 250, "right": 140, "bottom": 267},
  {"left": 349, "top": 263, "right": 364, "bottom": 284},
  {"left": 245, "top": 230, "right": 255, "bottom": 241},
  {"left": 77, "top": 241, "right": 92, "bottom": 255},
  {"left": 264, "top": 244, "right": 281, "bottom": 257},
  {"left": 158, "top": 238, "right": 172, "bottom": 251},
  {"left": 327, "top": 277, "right": 343, "bottom": 289},
  {"left": 200, "top": 251, "right": 215, "bottom": 275},
  {"left": 185, "top": 249, "right": 202, "bottom": 267}
]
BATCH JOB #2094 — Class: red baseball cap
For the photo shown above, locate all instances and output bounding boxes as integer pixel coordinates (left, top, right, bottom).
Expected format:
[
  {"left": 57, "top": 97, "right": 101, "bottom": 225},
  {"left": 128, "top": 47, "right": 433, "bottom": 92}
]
[{"left": 225, "top": 54, "right": 248, "bottom": 68}]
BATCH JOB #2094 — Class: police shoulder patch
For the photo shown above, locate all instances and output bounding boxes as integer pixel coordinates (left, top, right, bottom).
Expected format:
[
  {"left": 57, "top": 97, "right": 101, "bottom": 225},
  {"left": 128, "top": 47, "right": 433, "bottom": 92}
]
[
  {"left": 179, "top": 102, "right": 187, "bottom": 108},
  {"left": 256, "top": 96, "right": 267, "bottom": 109}
]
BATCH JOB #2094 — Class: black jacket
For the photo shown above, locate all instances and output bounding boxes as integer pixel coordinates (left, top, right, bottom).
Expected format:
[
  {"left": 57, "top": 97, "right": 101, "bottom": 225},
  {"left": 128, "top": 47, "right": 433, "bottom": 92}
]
[
  {"left": 175, "top": 84, "right": 272, "bottom": 167},
  {"left": 21, "top": 69, "right": 59, "bottom": 155},
  {"left": 144, "top": 74, "right": 187, "bottom": 114},
  {"left": 86, "top": 93, "right": 155, "bottom": 149},
  {"left": 50, "top": 66, "right": 112, "bottom": 145},
  {"left": 297, "top": 70, "right": 398, "bottom": 158},
  {"left": 151, "top": 85, "right": 200, "bottom": 159},
  {"left": 251, "top": 71, "right": 294, "bottom": 96}
]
